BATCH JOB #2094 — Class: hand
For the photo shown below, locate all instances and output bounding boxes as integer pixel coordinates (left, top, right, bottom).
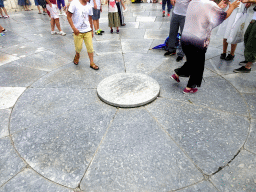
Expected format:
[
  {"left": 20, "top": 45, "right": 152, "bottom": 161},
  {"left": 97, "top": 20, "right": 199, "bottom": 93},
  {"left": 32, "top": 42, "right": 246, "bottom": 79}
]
[
  {"left": 73, "top": 28, "right": 79, "bottom": 36},
  {"left": 229, "top": 0, "right": 240, "bottom": 9},
  {"left": 218, "top": 0, "right": 228, "bottom": 9}
]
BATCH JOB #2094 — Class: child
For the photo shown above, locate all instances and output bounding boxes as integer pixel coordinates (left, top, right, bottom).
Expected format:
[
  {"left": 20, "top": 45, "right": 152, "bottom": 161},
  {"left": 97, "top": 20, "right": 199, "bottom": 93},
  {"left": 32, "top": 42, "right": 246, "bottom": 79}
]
[
  {"left": 171, "top": 0, "right": 240, "bottom": 94},
  {"left": 67, "top": 0, "right": 99, "bottom": 70},
  {"left": 0, "top": 0, "right": 9, "bottom": 18},
  {"left": 106, "top": 0, "right": 120, "bottom": 34},
  {"left": 45, "top": 0, "right": 66, "bottom": 35},
  {"left": 35, "top": 0, "right": 42, "bottom": 14}
]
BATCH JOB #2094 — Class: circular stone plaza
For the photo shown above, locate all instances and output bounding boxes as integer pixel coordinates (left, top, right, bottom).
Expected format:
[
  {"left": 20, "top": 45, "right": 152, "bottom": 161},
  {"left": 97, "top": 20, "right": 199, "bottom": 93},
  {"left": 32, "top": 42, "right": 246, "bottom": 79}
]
[{"left": 0, "top": 2, "right": 256, "bottom": 192}]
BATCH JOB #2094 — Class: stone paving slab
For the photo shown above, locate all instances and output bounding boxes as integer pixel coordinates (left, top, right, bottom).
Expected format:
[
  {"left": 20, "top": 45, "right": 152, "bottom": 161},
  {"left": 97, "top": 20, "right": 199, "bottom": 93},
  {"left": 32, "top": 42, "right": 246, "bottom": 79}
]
[
  {"left": 0, "top": 109, "right": 11, "bottom": 138},
  {"left": 0, "top": 87, "right": 26, "bottom": 109},
  {"left": 210, "top": 150, "right": 256, "bottom": 192},
  {"left": 0, "top": 52, "right": 19, "bottom": 67},
  {"left": 10, "top": 88, "right": 117, "bottom": 187},
  {"left": 177, "top": 181, "right": 218, "bottom": 192},
  {"left": 138, "top": 21, "right": 162, "bottom": 29},
  {"left": 0, "top": 168, "right": 72, "bottom": 192},
  {"left": 245, "top": 119, "right": 256, "bottom": 154},
  {"left": 146, "top": 98, "right": 249, "bottom": 175},
  {"left": 0, "top": 136, "right": 26, "bottom": 187},
  {"left": 80, "top": 108, "right": 203, "bottom": 191},
  {"left": 0, "top": 61, "right": 47, "bottom": 87},
  {"left": 144, "top": 29, "right": 169, "bottom": 40},
  {"left": 119, "top": 28, "right": 146, "bottom": 39},
  {"left": 243, "top": 93, "right": 256, "bottom": 118}
]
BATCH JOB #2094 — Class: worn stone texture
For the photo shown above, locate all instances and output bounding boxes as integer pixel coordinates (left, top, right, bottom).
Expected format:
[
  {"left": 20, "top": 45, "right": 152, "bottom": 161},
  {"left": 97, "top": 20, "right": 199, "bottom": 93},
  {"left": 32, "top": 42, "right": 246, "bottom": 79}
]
[
  {"left": 177, "top": 181, "right": 218, "bottom": 192},
  {"left": 10, "top": 88, "right": 116, "bottom": 188},
  {"left": 243, "top": 93, "right": 256, "bottom": 118},
  {"left": 245, "top": 119, "right": 256, "bottom": 154},
  {"left": 0, "top": 52, "right": 19, "bottom": 66},
  {"left": 0, "top": 109, "right": 11, "bottom": 138},
  {"left": 0, "top": 169, "right": 73, "bottom": 192},
  {"left": 0, "top": 87, "right": 26, "bottom": 109},
  {"left": 210, "top": 150, "right": 256, "bottom": 192},
  {"left": 144, "top": 29, "right": 169, "bottom": 40},
  {"left": 146, "top": 98, "right": 249, "bottom": 175},
  {"left": 97, "top": 73, "right": 160, "bottom": 107},
  {"left": 0, "top": 136, "right": 26, "bottom": 187},
  {"left": 121, "top": 39, "right": 153, "bottom": 53},
  {"left": 80, "top": 109, "right": 203, "bottom": 191}
]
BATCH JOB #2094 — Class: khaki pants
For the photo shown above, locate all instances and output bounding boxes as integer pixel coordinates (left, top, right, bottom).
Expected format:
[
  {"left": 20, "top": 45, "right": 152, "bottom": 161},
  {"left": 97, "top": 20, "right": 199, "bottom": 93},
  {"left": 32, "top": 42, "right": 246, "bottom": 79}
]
[{"left": 74, "top": 32, "right": 94, "bottom": 53}]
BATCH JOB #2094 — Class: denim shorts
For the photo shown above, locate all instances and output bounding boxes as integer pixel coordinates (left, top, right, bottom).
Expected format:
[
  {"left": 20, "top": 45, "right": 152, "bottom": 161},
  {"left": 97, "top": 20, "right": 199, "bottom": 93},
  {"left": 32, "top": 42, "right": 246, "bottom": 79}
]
[{"left": 92, "top": 8, "right": 100, "bottom": 20}]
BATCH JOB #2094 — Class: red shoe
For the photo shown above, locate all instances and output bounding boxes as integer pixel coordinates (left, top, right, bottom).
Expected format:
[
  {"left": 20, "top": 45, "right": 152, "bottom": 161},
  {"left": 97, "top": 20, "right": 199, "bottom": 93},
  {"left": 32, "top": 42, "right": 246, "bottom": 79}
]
[
  {"left": 183, "top": 88, "right": 198, "bottom": 94},
  {"left": 167, "top": 13, "right": 170, "bottom": 17},
  {"left": 171, "top": 74, "right": 180, "bottom": 83}
]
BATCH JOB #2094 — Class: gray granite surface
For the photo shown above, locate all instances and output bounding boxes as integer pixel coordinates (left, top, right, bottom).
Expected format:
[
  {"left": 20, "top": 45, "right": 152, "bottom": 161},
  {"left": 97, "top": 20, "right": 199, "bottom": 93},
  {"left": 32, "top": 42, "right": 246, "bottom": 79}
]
[{"left": 0, "top": 3, "right": 255, "bottom": 191}]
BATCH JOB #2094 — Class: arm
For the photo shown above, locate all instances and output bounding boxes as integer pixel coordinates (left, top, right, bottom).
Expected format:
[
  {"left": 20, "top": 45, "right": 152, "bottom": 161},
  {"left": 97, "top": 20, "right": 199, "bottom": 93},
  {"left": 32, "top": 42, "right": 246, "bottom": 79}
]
[
  {"left": 45, "top": 0, "right": 52, "bottom": 7},
  {"left": 242, "top": 0, "right": 256, "bottom": 3},
  {"left": 225, "top": 0, "right": 240, "bottom": 19},
  {"left": 89, "top": 15, "right": 94, "bottom": 38},
  {"left": 67, "top": 11, "right": 79, "bottom": 35}
]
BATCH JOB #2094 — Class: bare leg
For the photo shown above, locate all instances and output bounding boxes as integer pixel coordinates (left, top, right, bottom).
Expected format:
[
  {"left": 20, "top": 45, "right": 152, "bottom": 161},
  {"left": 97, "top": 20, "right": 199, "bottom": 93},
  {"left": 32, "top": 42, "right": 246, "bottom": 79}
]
[
  {"left": 51, "top": 18, "right": 55, "bottom": 31},
  {"left": 88, "top": 52, "right": 94, "bottom": 65},
  {"left": 0, "top": 25, "right": 4, "bottom": 32},
  {"left": 3, "top": 8, "right": 9, "bottom": 16},
  {"left": 230, "top": 44, "right": 237, "bottom": 56},
  {"left": 37, "top": 5, "right": 41, "bottom": 13},
  {"left": 121, "top": 0, "right": 126, "bottom": 9},
  {"left": 93, "top": 20, "right": 98, "bottom": 31},
  {"left": 0, "top": 8, "right": 3, "bottom": 17},
  {"left": 245, "top": 62, "right": 253, "bottom": 69},
  {"left": 116, "top": 27, "right": 119, "bottom": 30},
  {"left": 223, "top": 38, "right": 228, "bottom": 53},
  {"left": 54, "top": 18, "right": 62, "bottom": 31}
]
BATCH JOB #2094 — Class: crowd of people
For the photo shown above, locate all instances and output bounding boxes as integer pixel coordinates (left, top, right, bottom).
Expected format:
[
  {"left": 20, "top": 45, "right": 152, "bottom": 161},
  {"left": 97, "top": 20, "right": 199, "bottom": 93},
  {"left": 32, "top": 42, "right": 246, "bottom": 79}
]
[{"left": 0, "top": 0, "right": 255, "bottom": 94}]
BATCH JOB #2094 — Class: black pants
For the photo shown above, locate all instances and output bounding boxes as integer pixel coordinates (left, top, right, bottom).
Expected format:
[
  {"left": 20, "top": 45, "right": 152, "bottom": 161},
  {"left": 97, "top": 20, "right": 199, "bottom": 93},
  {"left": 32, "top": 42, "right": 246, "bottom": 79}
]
[
  {"left": 175, "top": 42, "right": 206, "bottom": 88},
  {"left": 116, "top": 2, "right": 124, "bottom": 25}
]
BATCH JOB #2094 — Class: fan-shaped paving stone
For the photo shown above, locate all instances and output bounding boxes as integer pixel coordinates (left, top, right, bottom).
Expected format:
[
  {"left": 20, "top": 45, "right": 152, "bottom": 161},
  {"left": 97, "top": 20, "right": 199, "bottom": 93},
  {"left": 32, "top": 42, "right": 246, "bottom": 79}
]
[
  {"left": 10, "top": 88, "right": 117, "bottom": 188},
  {"left": 0, "top": 169, "right": 72, "bottom": 192},
  {"left": 80, "top": 109, "right": 203, "bottom": 191},
  {"left": 0, "top": 87, "right": 26, "bottom": 109},
  {"left": 211, "top": 150, "right": 256, "bottom": 191},
  {"left": 245, "top": 119, "right": 256, "bottom": 154},
  {"left": 145, "top": 98, "right": 249, "bottom": 175},
  {"left": 177, "top": 181, "right": 218, "bottom": 192},
  {"left": 0, "top": 137, "right": 26, "bottom": 186}
]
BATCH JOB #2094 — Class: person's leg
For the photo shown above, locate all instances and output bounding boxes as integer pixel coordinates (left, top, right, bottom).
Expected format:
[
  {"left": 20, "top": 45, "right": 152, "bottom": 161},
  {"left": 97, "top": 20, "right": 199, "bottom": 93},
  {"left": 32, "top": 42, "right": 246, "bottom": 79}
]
[
  {"left": 0, "top": 8, "right": 3, "bottom": 17},
  {"left": 51, "top": 18, "right": 55, "bottom": 31},
  {"left": 3, "top": 8, "right": 8, "bottom": 16},
  {"left": 37, "top": 5, "right": 41, "bottom": 13},
  {"left": 165, "top": 13, "right": 179, "bottom": 55},
  {"left": 176, "top": 15, "right": 185, "bottom": 58},
  {"left": 73, "top": 33, "right": 83, "bottom": 65},
  {"left": 54, "top": 18, "right": 62, "bottom": 31},
  {"left": 167, "top": 0, "right": 171, "bottom": 15},
  {"left": 121, "top": 0, "right": 126, "bottom": 10},
  {"left": 230, "top": 44, "right": 237, "bottom": 56},
  {"left": 93, "top": 20, "right": 98, "bottom": 31},
  {"left": 0, "top": 24, "right": 3, "bottom": 32},
  {"left": 162, "top": 0, "right": 166, "bottom": 16},
  {"left": 84, "top": 32, "right": 99, "bottom": 69}
]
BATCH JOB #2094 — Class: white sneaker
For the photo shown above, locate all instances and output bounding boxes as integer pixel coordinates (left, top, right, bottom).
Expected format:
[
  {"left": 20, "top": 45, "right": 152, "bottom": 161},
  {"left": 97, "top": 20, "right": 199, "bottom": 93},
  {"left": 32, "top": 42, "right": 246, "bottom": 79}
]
[
  {"left": 51, "top": 31, "right": 58, "bottom": 35},
  {"left": 123, "top": 8, "right": 128, "bottom": 12},
  {"left": 59, "top": 31, "right": 66, "bottom": 36}
]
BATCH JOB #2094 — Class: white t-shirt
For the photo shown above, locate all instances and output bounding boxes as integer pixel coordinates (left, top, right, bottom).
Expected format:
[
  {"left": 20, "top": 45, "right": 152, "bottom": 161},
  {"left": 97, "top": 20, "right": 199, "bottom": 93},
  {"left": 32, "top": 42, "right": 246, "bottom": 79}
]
[
  {"left": 68, "top": 0, "right": 93, "bottom": 33},
  {"left": 89, "top": 0, "right": 101, "bottom": 9},
  {"left": 108, "top": 0, "right": 118, "bottom": 12},
  {"left": 181, "top": 0, "right": 227, "bottom": 49},
  {"left": 173, "top": 0, "right": 190, "bottom": 16}
]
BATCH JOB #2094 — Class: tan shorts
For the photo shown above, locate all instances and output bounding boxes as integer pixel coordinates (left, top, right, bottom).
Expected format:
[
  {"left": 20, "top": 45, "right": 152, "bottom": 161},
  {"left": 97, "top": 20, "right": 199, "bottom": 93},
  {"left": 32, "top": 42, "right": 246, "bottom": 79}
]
[
  {"left": 46, "top": 4, "right": 59, "bottom": 19},
  {"left": 73, "top": 32, "right": 94, "bottom": 53}
]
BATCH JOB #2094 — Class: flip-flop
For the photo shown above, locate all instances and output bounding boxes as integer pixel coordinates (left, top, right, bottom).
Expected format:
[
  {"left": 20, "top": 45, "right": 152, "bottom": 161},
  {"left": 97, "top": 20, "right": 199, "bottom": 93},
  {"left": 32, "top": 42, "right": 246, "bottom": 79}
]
[{"left": 73, "top": 53, "right": 80, "bottom": 65}]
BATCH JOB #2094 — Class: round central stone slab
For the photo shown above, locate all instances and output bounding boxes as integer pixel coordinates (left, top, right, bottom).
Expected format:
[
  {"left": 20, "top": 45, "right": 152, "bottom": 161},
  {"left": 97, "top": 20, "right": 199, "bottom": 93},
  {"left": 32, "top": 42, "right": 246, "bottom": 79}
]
[{"left": 97, "top": 73, "right": 160, "bottom": 108}]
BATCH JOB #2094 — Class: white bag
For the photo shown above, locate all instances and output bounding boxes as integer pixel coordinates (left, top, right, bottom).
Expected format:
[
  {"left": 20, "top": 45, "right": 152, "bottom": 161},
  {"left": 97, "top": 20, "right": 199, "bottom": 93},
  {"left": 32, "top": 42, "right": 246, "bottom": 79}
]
[{"left": 227, "top": 8, "right": 247, "bottom": 44}]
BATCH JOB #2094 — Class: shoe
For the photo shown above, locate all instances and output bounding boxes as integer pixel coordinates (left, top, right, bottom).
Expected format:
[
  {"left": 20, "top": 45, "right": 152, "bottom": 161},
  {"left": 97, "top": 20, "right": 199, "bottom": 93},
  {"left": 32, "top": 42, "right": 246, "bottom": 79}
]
[
  {"left": 95, "top": 31, "right": 102, "bottom": 35},
  {"left": 220, "top": 53, "right": 226, "bottom": 59},
  {"left": 59, "top": 31, "right": 66, "bottom": 36},
  {"left": 167, "top": 13, "right": 170, "bottom": 17},
  {"left": 116, "top": 29, "right": 119, "bottom": 34},
  {"left": 123, "top": 7, "right": 128, "bottom": 12},
  {"left": 38, "top": 12, "right": 42, "bottom": 14},
  {"left": 4, "top": 15, "right": 9, "bottom": 18},
  {"left": 176, "top": 56, "right": 183, "bottom": 62},
  {"left": 171, "top": 74, "right": 180, "bottom": 83},
  {"left": 162, "top": 11, "right": 165, "bottom": 17},
  {"left": 233, "top": 66, "right": 251, "bottom": 73},
  {"left": 51, "top": 31, "right": 58, "bottom": 35},
  {"left": 2, "top": 28, "right": 7, "bottom": 32},
  {"left": 99, "top": 29, "right": 104, "bottom": 33},
  {"left": 121, "top": 23, "right": 126, "bottom": 26},
  {"left": 239, "top": 60, "right": 248, "bottom": 65},
  {"left": 110, "top": 29, "right": 113, "bottom": 34},
  {"left": 183, "top": 88, "right": 198, "bottom": 94},
  {"left": 225, "top": 54, "right": 235, "bottom": 61},
  {"left": 164, "top": 50, "right": 176, "bottom": 56},
  {"left": 43, "top": 12, "right": 47, "bottom": 15}
]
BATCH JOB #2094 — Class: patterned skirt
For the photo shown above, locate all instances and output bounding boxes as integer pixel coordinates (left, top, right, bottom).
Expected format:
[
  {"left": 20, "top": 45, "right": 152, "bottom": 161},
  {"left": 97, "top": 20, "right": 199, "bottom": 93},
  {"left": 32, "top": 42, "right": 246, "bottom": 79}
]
[{"left": 108, "top": 12, "right": 120, "bottom": 28}]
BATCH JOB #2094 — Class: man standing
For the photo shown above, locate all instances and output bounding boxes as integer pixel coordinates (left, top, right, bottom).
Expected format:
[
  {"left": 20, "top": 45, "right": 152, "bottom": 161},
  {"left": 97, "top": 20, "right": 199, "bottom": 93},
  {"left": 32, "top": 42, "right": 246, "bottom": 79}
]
[
  {"left": 164, "top": 0, "right": 190, "bottom": 62},
  {"left": 90, "top": 0, "right": 104, "bottom": 35},
  {"left": 234, "top": 3, "right": 256, "bottom": 73}
]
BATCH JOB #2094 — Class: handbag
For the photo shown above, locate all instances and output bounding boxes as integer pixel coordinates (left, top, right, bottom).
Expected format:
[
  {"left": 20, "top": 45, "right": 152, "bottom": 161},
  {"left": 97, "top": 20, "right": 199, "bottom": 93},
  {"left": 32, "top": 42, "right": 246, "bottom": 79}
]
[{"left": 227, "top": 8, "right": 247, "bottom": 44}]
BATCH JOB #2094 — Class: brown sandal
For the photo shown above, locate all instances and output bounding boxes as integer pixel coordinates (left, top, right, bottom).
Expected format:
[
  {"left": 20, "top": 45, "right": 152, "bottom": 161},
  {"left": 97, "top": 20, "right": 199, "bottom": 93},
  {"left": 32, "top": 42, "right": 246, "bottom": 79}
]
[
  {"left": 90, "top": 63, "right": 99, "bottom": 70},
  {"left": 73, "top": 53, "right": 80, "bottom": 65}
]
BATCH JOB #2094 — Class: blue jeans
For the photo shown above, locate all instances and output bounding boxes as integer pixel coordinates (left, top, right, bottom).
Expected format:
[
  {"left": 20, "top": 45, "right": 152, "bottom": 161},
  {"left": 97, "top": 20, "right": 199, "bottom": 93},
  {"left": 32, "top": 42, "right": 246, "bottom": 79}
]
[{"left": 162, "top": 0, "right": 172, "bottom": 13}]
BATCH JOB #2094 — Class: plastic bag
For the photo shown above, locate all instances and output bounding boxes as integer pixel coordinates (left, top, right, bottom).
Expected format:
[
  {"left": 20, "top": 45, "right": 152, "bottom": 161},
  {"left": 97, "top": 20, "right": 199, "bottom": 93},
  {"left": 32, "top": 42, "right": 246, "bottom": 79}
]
[{"left": 227, "top": 8, "right": 247, "bottom": 44}]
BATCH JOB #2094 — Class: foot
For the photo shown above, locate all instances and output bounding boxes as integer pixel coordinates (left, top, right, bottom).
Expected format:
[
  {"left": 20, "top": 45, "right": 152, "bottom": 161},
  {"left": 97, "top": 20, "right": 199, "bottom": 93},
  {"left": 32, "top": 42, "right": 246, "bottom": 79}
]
[
  {"left": 73, "top": 53, "right": 80, "bottom": 65},
  {"left": 99, "top": 29, "right": 105, "bottom": 33},
  {"left": 162, "top": 11, "right": 165, "bottom": 17},
  {"left": 233, "top": 66, "right": 251, "bottom": 73},
  {"left": 59, "top": 31, "right": 66, "bottom": 36},
  {"left": 51, "top": 31, "right": 58, "bottom": 35},
  {"left": 183, "top": 88, "right": 198, "bottom": 94},
  {"left": 116, "top": 29, "right": 119, "bottom": 34},
  {"left": 123, "top": 7, "right": 128, "bottom": 12},
  {"left": 225, "top": 54, "right": 235, "bottom": 61},
  {"left": 38, "top": 12, "right": 42, "bottom": 14},
  {"left": 176, "top": 56, "right": 183, "bottom": 62},
  {"left": 164, "top": 50, "right": 176, "bottom": 56},
  {"left": 239, "top": 60, "right": 248, "bottom": 65},
  {"left": 110, "top": 29, "right": 113, "bottom": 34},
  {"left": 220, "top": 53, "right": 226, "bottom": 59},
  {"left": 4, "top": 15, "right": 9, "bottom": 18},
  {"left": 95, "top": 31, "right": 102, "bottom": 35},
  {"left": 171, "top": 74, "right": 180, "bottom": 83},
  {"left": 1, "top": 28, "right": 7, "bottom": 33},
  {"left": 90, "top": 63, "right": 99, "bottom": 70},
  {"left": 121, "top": 23, "right": 126, "bottom": 26},
  {"left": 167, "top": 13, "right": 170, "bottom": 17}
]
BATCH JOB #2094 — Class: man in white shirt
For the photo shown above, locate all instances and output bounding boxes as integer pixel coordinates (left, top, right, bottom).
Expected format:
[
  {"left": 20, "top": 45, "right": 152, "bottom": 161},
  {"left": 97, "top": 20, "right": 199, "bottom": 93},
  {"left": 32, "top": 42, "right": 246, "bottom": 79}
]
[
  {"left": 67, "top": 0, "right": 99, "bottom": 70},
  {"left": 164, "top": 0, "right": 190, "bottom": 62}
]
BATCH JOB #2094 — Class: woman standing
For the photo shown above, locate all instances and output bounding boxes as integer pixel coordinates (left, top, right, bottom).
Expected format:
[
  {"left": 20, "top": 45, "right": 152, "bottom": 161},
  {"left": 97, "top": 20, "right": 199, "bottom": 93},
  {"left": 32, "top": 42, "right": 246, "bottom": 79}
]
[{"left": 171, "top": 0, "right": 240, "bottom": 94}]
